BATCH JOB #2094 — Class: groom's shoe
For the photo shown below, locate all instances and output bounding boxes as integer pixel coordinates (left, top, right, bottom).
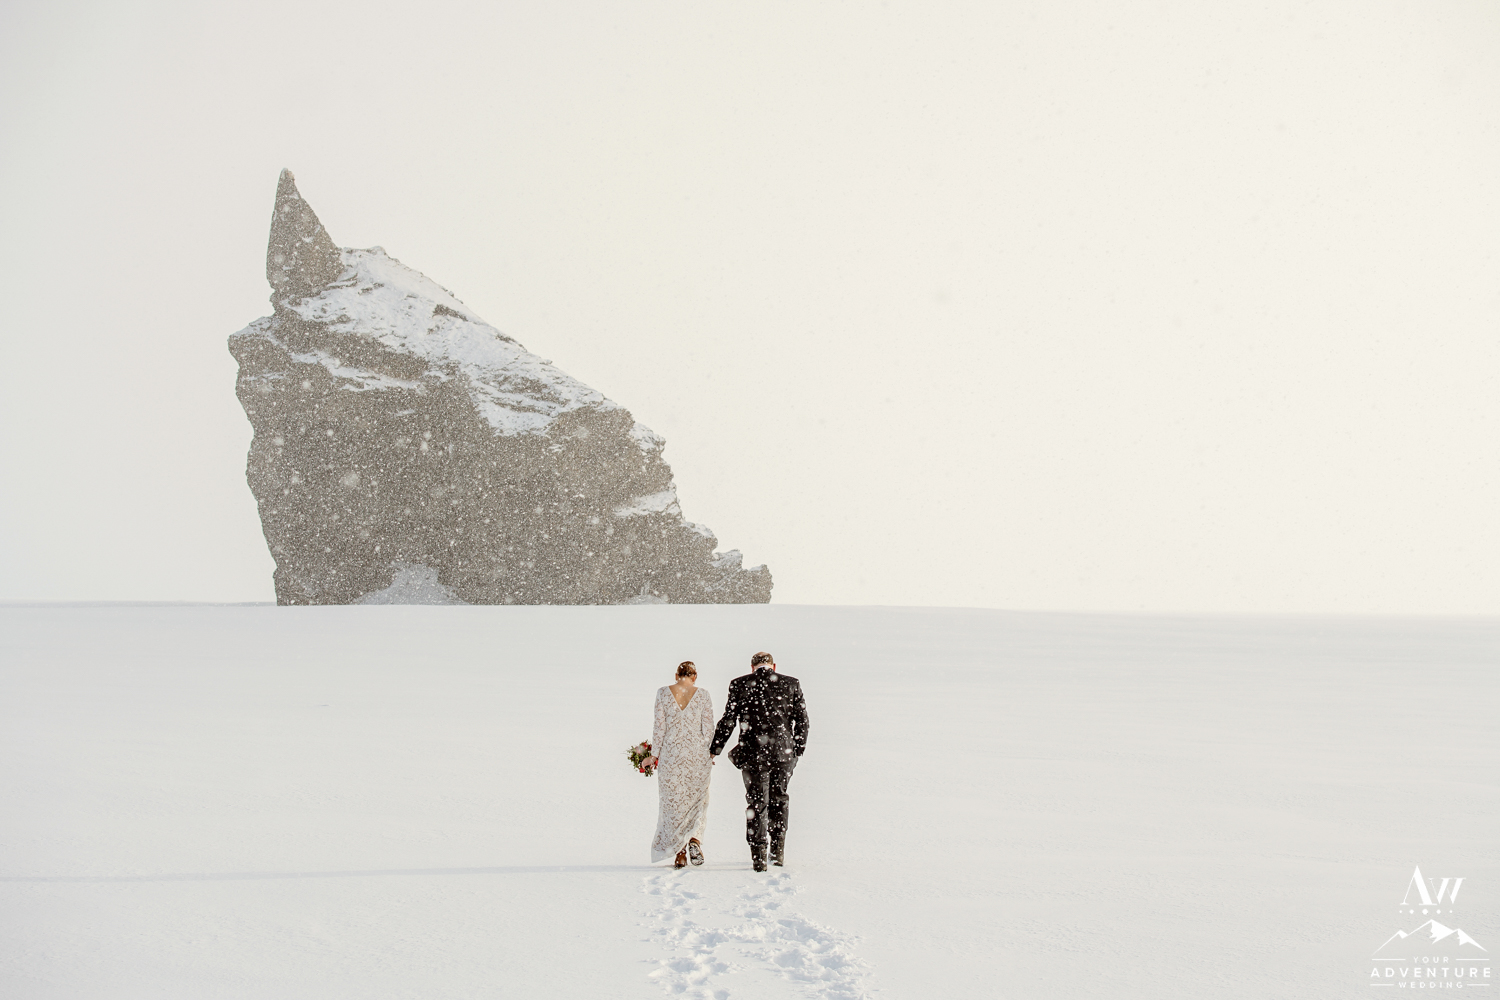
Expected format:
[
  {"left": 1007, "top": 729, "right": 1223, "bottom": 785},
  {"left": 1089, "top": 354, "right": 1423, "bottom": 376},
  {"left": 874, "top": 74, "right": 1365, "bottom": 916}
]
[
  {"left": 770, "top": 839, "right": 785, "bottom": 867},
  {"left": 750, "top": 843, "right": 768, "bottom": 872},
  {"left": 687, "top": 839, "right": 704, "bottom": 866}
]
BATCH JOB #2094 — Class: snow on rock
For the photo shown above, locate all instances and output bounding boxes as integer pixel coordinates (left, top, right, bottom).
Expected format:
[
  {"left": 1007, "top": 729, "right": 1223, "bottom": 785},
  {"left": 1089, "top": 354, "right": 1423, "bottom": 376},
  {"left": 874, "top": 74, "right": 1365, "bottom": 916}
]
[
  {"left": 230, "top": 170, "right": 772, "bottom": 606},
  {"left": 353, "top": 563, "right": 466, "bottom": 605},
  {"left": 613, "top": 489, "right": 681, "bottom": 519}
]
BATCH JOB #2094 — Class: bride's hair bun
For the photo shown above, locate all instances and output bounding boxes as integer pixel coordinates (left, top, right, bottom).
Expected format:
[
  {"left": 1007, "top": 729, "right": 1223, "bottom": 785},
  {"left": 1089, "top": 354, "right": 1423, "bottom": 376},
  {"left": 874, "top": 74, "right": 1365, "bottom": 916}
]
[{"left": 676, "top": 661, "right": 697, "bottom": 679}]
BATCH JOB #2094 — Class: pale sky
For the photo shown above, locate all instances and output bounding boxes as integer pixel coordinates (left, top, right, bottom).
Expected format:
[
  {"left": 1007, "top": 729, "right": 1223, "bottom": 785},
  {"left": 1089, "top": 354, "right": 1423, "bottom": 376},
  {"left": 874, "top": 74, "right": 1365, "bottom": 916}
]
[{"left": 1, "top": 1, "right": 1497, "bottom": 612}]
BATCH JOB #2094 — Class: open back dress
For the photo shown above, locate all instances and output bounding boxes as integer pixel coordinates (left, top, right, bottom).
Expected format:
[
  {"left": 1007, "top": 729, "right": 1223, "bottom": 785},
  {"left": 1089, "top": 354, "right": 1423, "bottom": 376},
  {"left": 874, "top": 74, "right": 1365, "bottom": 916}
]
[{"left": 650, "top": 685, "right": 714, "bottom": 862}]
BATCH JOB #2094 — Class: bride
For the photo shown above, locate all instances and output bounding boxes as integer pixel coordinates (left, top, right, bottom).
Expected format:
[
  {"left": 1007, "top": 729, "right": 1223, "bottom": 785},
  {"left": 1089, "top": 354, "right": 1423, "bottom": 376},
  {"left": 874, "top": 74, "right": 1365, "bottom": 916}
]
[{"left": 647, "top": 661, "right": 714, "bottom": 867}]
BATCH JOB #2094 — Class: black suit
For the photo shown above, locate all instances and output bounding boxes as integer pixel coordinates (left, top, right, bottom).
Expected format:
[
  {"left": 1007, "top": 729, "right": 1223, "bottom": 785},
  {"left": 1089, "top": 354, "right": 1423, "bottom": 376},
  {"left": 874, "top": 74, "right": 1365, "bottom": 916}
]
[{"left": 710, "top": 667, "right": 809, "bottom": 861}]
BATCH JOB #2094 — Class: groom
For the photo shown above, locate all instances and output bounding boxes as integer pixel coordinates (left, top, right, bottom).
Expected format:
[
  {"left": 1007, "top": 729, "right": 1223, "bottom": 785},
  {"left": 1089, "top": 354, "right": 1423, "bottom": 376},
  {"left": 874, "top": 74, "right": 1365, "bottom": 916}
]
[{"left": 710, "top": 651, "right": 809, "bottom": 872}]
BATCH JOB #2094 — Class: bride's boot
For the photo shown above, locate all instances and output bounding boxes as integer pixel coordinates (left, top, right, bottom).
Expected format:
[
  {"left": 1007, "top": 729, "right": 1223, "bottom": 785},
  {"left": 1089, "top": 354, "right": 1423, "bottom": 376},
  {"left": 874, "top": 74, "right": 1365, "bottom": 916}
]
[
  {"left": 687, "top": 839, "right": 704, "bottom": 866},
  {"left": 674, "top": 849, "right": 688, "bottom": 869}
]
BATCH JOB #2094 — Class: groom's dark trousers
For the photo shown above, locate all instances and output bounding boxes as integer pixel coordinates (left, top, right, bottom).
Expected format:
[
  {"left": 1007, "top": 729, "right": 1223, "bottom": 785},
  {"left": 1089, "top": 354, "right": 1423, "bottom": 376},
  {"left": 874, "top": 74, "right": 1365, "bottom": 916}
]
[{"left": 742, "top": 759, "right": 796, "bottom": 848}]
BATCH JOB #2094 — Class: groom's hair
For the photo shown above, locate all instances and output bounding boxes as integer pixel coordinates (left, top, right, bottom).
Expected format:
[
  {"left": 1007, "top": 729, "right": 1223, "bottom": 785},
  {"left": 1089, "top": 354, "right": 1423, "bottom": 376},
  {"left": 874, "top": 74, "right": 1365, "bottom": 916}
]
[{"left": 750, "top": 651, "right": 774, "bottom": 668}]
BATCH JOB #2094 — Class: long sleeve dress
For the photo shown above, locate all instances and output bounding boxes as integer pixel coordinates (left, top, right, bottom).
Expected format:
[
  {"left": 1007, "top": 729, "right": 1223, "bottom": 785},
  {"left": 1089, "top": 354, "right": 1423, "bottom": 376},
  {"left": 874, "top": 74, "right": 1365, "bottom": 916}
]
[{"left": 650, "top": 685, "right": 714, "bottom": 863}]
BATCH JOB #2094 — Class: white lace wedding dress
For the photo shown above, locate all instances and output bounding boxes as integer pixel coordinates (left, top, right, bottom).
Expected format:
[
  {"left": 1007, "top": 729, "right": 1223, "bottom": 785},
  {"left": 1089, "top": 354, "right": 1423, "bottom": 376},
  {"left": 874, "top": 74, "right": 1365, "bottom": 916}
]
[{"left": 650, "top": 685, "right": 714, "bottom": 863}]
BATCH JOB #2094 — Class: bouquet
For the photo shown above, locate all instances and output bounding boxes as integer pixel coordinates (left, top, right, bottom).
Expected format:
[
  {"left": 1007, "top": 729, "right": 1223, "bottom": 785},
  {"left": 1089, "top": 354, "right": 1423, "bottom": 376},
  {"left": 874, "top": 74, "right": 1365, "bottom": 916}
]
[{"left": 627, "top": 741, "right": 656, "bottom": 777}]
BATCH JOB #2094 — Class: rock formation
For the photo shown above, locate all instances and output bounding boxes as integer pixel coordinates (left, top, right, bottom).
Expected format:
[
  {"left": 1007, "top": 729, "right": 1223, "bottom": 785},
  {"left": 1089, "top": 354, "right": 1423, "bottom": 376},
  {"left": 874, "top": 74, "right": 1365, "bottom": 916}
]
[{"left": 229, "top": 170, "right": 772, "bottom": 606}]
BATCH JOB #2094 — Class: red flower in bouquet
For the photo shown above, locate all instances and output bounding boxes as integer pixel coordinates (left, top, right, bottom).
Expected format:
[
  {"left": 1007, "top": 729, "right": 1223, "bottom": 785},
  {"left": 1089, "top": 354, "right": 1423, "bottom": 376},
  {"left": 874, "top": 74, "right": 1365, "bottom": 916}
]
[{"left": 627, "top": 740, "right": 656, "bottom": 776}]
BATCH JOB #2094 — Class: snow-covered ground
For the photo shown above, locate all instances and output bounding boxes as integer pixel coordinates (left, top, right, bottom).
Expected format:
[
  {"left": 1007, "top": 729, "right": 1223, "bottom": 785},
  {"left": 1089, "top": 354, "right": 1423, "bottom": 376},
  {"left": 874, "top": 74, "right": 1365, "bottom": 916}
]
[{"left": 2, "top": 605, "right": 1496, "bottom": 998}]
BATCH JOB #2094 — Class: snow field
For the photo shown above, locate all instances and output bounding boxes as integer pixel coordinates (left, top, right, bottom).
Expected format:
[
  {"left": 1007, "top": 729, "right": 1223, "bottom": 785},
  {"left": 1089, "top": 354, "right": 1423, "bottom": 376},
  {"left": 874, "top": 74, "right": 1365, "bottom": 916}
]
[
  {"left": 644, "top": 867, "right": 868, "bottom": 999},
  {"left": 1, "top": 604, "right": 1497, "bottom": 998}
]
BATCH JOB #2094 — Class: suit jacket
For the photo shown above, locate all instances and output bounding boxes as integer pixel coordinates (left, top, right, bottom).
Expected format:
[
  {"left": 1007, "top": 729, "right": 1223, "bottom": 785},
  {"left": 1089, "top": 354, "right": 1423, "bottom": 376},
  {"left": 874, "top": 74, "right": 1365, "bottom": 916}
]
[{"left": 709, "top": 667, "right": 809, "bottom": 767}]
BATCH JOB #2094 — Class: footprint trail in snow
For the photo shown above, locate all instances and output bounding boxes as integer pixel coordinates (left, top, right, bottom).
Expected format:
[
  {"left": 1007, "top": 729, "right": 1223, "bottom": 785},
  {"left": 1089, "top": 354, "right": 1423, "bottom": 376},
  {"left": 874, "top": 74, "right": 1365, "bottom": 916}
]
[{"left": 642, "top": 867, "right": 871, "bottom": 999}]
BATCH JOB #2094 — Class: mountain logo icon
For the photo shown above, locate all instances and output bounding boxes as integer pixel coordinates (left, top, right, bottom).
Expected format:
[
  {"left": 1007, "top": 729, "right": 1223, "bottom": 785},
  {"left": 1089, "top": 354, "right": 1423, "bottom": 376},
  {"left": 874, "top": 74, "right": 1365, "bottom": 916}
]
[{"left": 1373, "top": 920, "right": 1488, "bottom": 958}]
